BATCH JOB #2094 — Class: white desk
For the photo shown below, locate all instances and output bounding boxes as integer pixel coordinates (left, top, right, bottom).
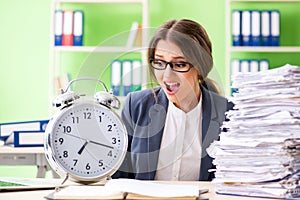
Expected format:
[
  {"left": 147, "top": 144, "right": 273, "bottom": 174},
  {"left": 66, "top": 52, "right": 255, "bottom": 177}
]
[
  {"left": 0, "top": 146, "right": 56, "bottom": 178},
  {"left": 0, "top": 180, "right": 279, "bottom": 200}
]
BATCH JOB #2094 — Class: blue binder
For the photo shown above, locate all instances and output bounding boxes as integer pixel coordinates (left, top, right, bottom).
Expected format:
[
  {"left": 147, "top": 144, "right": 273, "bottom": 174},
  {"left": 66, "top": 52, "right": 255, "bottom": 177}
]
[
  {"left": 241, "top": 10, "right": 251, "bottom": 46},
  {"left": 111, "top": 60, "right": 121, "bottom": 96},
  {"left": 230, "top": 59, "right": 240, "bottom": 95},
  {"left": 271, "top": 10, "right": 280, "bottom": 46},
  {"left": 54, "top": 10, "right": 63, "bottom": 46},
  {"left": 122, "top": 60, "right": 132, "bottom": 96},
  {"left": 0, "top": 120, "right": 49, "bottom": 140},
  {"left": 131, "top": 60, "right": 142, "bottom": 92},
  {"left": 232, "top": 10, "right": 242, "bottom": 46},
  {"left": 250, "top": 10, "right": 261, "bottom": 46},
  {"left": 261, "top": 10, "right": 271, "bottom": 46},
  {"left": 73, "top": 10, "right": 84, "bottom": 46},
  {"left": 12, "top": 131, "right": 44, "bottom": 147}
]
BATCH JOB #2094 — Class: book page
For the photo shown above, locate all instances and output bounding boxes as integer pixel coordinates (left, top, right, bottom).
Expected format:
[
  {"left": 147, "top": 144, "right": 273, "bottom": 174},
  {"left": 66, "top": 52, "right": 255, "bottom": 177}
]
[{"left": 50, "top": 179, "right": 201, "bottom": 199}]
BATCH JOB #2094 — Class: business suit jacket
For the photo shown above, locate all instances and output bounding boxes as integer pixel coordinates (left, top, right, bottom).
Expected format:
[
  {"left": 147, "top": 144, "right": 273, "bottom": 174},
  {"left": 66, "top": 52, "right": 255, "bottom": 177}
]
[{"left": 112, "top": 85, "right": 233, "bottom": 181}]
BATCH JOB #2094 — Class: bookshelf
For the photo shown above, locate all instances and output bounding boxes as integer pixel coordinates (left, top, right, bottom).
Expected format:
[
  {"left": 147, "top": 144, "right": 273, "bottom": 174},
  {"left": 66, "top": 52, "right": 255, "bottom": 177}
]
[
  {"left": 225, "top": 0, "right": 300, "bottom": 96},
  {"left": 49, "top": 0, "right": 149, "bottom": 113}
]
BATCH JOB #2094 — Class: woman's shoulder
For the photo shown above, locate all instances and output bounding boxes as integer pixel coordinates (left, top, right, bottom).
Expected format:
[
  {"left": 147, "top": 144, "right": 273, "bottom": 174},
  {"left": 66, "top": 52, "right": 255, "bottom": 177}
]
[{"left": 125, "top": 87, "right": 163, "bottom": 106}]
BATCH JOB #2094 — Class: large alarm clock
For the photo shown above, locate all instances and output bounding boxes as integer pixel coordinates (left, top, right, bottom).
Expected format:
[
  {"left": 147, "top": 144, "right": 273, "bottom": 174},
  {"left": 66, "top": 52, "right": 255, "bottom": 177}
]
[{"left": 44, "top": 78, "right": 128, "bottom": 184}]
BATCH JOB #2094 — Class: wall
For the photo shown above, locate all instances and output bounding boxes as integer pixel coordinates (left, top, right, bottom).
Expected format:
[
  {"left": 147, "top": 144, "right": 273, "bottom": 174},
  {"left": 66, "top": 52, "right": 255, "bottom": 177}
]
[{"left": 0, "top": 0, "right": 226, "bottom": 123}]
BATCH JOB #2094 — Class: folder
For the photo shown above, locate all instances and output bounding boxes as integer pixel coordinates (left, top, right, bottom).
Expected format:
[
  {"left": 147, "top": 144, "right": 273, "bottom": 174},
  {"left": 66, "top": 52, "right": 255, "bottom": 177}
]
[
  {"left": 250, "top": 60, "right": 259, "bottom": 72},
  {"left": 126, "top": 22, "right": 139, "bottom": 48},
  {"left": 122, "top": 60, "right": 132, "bottom": 96},
  {"left": 132, "top": 60, "right": 142, "bottom": 92},
  {"left": 0, "top": 120, "right": 49, "bottom": 140},
  {"left": 73, "top": 10, "right": 84, "bottom": 46},
  {"left": 250, "top": 10, "right": 261, "bottom": 46},
  {"left": 62, "top": 10, "right": 74, "bottom": 46},
  {"left": 241, "top": 10, "right": 251, "bottom": 46},
  {"left": 111, "top": 60, "right": 122, "bottom": 96},
  {"left": 54, "top": 10, "right": 63, "bottom": 46},
  {"left": 240, "top": 60, "right": 250, "bottom": 73},
  {"left": 231, "top": 59, "right": 240, "bottom": 95},
  {"left": 261, "top": 11, "right": 271, "bottom": 46},
  {"left": 5, "top": 131, "right": 44, "bottom": 147},
  {"left": 271, "top": 10, "right": 280, "bottom": 46},
  {"left": 259, "top": 59, "right": 269, "bottom": 71},
  {"left": 232, "top": 10, "right": 242, "bottom": 46}
]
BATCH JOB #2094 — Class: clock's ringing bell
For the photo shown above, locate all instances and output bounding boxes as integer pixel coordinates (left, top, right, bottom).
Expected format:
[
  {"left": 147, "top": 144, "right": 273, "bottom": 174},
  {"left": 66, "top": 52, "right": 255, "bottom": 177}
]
[
  {"left": 94, "top": 91, "right": 120, "bottom": 109},
  {"left": 52, "top": 91, "right": 80, "bottom": 107}
]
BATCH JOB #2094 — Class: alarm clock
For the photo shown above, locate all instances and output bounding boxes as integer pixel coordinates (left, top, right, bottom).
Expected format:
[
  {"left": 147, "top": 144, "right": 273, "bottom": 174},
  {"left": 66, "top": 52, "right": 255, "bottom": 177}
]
[{"left": 44, "top": 78, "right": 128, "bottom": 184}]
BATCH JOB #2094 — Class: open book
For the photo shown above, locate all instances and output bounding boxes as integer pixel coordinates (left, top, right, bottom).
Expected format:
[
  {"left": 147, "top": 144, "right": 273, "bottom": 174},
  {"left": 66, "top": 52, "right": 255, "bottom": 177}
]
[{"left": 45, "top": 179, "right": 206, "bottom": 200}]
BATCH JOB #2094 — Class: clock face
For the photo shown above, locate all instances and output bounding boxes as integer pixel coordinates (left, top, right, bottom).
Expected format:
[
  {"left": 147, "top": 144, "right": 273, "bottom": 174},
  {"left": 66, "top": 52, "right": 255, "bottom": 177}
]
[{"left": 46, "top": 101, "right": 127, "bottom": 181}]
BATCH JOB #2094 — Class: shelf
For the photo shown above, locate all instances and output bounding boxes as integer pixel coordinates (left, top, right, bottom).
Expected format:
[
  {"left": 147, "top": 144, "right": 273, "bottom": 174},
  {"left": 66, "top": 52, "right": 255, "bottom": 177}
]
[
  {"left": 230, "top": 46, "right": 300, "bottom": 53},
  {"left": 54, "top": 46, "right": 145, "bottom": 53}
]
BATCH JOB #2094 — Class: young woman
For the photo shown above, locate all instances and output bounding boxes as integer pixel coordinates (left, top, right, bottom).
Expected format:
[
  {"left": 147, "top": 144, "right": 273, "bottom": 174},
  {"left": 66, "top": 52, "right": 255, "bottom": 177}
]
[{"left": 113, "top": 19, "right": 233, "bottom": 181}]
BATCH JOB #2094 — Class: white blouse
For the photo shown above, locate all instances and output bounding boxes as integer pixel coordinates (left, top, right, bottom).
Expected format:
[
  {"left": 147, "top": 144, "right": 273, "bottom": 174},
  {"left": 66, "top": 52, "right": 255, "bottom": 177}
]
[{"left": 154, "top": 96, "right": 203, "bottom": 181}]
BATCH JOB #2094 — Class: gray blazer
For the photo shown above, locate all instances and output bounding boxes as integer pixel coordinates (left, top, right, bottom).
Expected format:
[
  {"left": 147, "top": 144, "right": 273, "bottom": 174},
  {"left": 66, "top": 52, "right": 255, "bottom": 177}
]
[{"left": 112, "top": 85, "right": 233, "bottom": 181}]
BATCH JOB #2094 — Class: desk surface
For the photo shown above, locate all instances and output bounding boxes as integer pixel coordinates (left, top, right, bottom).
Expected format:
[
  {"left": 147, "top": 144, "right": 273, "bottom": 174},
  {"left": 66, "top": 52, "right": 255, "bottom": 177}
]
[
  {"left": 0, "top": 146, "right": 45, "bottom": 154},
  {"left": 0, "top": 180, "right": 279, "bottom": 200}
]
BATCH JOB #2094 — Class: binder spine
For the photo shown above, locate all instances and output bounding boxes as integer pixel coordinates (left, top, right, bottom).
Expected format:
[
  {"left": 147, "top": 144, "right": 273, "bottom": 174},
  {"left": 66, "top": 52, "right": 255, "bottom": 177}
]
[
  {"left": 122, "top": 60, "right": 132, "bottom": 96},
  {"left": 54, "top": 10, "right": 63, "bottom": 46},
  {"left": 250, "top": 10, "right": 261, "bottom": 46},
  {"left": 261, "top": 10, "right": 271, "bottom": 46},
  {"left": 111, "top": 60, "right": 121, "bottom": 96},
  {"left": 62, "top": 10, "right": 74, "bottom": 46},
  {"left": 132, "top": 60, "right": 142, "bottom": 92},
  {"left": 73, "top": 10, "right": 84, "bottom": 46},
  {"left": 242, "top": 10, "right": 251, "bottom": 46},
  {"left": 271, "top": 10, "right": 280, "bottom": 46},
  {"left": 231, "top": 59, "right": 240, "bottom": 95},
  {"left": 232, "top": 10, "right": 242, "bottom": 46}
]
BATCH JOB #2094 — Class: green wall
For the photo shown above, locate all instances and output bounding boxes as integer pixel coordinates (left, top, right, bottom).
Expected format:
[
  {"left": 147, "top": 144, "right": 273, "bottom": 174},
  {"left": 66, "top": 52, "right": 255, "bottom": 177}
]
[{"left": 0, "top": 0, "right": 226, "bottom": 123}]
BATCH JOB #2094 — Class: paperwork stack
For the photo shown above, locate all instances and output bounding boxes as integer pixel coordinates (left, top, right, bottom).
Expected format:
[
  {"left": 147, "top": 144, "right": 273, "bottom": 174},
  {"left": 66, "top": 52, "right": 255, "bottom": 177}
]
[{"left": 208, "top": 64, "right": 300, "bottom": 199}]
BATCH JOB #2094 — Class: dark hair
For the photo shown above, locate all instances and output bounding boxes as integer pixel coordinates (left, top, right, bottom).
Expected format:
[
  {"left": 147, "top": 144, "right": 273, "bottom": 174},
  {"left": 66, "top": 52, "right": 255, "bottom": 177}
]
[{"left": 148, "top": 19, "right": 221, "bottom": 94}]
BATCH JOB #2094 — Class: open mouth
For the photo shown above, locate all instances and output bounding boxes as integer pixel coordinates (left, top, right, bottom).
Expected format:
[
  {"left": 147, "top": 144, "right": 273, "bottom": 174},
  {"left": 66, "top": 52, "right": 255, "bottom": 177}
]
[{"left": 164, "top": 81, "right": 180, "bottom": 94}]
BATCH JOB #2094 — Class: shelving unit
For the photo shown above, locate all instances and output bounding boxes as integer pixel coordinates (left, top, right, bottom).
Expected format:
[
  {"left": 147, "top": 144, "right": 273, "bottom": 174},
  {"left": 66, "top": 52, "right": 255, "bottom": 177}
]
[
  {"left": 49, "top": 0, "right": 149, "bottom": 113},
  {"left": 225, "top": 0, "right": 300, "bottom": 96}
]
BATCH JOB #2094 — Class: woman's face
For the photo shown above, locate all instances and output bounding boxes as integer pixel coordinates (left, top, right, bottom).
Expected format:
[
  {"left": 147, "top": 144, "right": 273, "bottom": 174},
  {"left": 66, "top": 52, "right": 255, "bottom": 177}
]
[{"left": 153, "top": 40, "right": 201, "bottom": 111}]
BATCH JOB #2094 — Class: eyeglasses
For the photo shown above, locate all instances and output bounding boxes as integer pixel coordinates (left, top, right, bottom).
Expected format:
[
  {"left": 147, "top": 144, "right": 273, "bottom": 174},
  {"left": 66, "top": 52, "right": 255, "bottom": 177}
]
[{"left": 150, "top": 59, "right": 193, "bottom": 73}]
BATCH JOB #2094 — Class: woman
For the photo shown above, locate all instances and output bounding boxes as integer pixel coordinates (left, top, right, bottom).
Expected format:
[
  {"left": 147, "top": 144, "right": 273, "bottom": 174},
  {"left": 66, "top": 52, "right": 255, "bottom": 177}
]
[{"left": 113, "top": 19, "right": 233, "bottom": 181}]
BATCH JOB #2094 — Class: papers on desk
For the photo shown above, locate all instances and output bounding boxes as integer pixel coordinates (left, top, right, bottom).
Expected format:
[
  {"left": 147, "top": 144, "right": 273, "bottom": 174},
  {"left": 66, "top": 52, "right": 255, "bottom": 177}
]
[
  {"left": 46, "top": 179, "right": 202, "bottom": 200},
  {"left": 208, "top": 64, "right": 300, "bottom": 199}
]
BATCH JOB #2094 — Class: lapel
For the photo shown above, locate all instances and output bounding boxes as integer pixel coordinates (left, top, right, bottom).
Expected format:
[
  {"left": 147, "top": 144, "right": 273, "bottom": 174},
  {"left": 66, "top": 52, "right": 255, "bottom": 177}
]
[{"left": 199, "top": 86, "right": 223, "bottom": 180}]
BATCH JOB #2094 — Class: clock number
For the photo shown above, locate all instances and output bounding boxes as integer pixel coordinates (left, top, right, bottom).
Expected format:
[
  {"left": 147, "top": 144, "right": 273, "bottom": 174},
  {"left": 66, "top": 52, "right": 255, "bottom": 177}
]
[
  {"left": 73, "top": 159, "right": 78, "bottom": 166},
  {"left": 58, "top": 138, "right": 64, "bottom": 144},
  {"left": 99, "top": 160, "right": 103, "bottom": 167},
  {"left": 112, "top": 137, "right": 117, "bottom": 144},
  {"left": 72, "top": 116, "right": 79, "bottom": 124},
  {"left": 107, "top": 125, "right": 112, "bottom": 132},
  {"left": 86, "top": 163, "right": 91, "bottom": 170},
  {"left": 84, "top": 112, "right": 91, "bottom": 119},
  {"left": 108, "top": 150, "right": 113, "bottom": 157},
  {"left": 98, "top": 116, "right": 102, "bottom": 122},
  {"left": 63, "top": 151, "right": 68, "bottom": 158},
  {"left": 63, "top": 126, "right": 71, "bottom": 133}
]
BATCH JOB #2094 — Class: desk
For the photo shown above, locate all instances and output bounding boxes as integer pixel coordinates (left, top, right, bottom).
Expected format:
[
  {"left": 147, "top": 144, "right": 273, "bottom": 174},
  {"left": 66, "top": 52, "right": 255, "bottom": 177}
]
[
  {"left": 0, "top": 146, "right": 56, "bottom": 178},
  {"left": 0, "top": 181, "right": 279, "bottom": 200}
]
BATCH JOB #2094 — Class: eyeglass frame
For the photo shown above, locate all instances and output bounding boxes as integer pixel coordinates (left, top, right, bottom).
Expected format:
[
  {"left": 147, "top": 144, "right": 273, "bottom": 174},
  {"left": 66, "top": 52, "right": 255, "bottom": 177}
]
[{"left": 149, "top": 58, "right": 194, "bottom": 73}]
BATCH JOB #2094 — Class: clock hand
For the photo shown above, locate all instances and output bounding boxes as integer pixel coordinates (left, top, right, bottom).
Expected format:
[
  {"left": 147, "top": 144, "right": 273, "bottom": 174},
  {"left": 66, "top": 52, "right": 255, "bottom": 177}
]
[
  {"left": 78, "top": 141, "right": 88, "bottom": 155},
  {"left": 89, "top": 140, "right": 114, "bottom": 149},
  {"left": 64, "top": 133, "right": 114, "bottom": 149}
]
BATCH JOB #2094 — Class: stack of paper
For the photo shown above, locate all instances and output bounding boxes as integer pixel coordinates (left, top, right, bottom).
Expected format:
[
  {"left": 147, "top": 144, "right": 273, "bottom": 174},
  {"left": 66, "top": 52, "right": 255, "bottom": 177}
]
[{"left": 208, "top": 64, "right": 300, "bottom": 199}]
